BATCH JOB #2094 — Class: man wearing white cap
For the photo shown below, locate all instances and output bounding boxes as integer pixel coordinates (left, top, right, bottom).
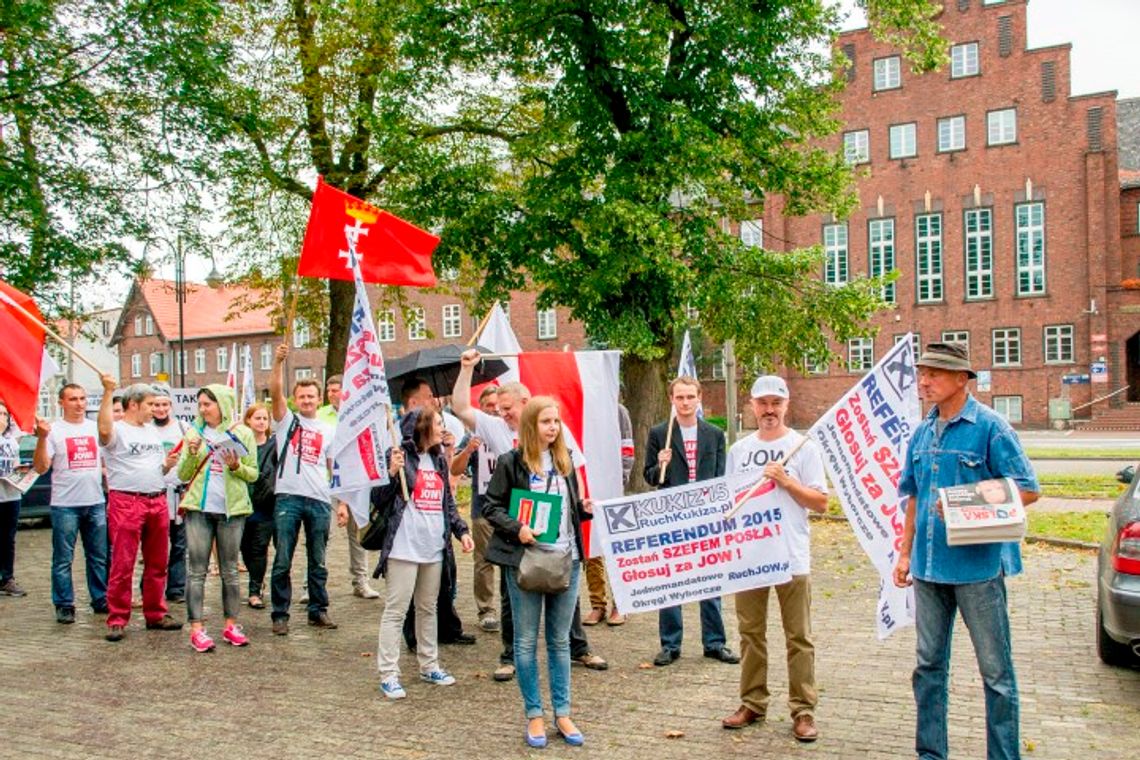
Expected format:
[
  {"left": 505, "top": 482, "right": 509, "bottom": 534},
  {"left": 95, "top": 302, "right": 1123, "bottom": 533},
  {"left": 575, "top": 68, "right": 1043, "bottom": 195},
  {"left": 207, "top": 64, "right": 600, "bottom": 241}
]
[{"left": 721, "top": 375, "right": 828, "bottom": 743}]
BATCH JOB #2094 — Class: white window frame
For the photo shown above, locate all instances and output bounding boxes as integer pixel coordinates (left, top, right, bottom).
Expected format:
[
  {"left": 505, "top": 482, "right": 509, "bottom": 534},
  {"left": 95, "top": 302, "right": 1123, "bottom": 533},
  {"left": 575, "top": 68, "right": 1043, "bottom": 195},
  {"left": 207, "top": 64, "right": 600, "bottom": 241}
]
[
  {"left": 950, "top": 42, "right": 979, "bottom": 78},
  {"left": 915, "top": 213, "right": 944, "bottom": 303},
  {"left": 937, "top": 115, "right": 965, "bottom": 152},
  {"left": 145, "top": 315, "right": 154, "bottom": 336},
  {"left": 259, "top": 344, "right": 272, "bottom": 370},
  {"left": 408, "top": 307, "right": 427, "bottom": 340},
  {"left": 843, "top": 130, "right": 870, "bottom": 164},
  {"left": 992, "top": 396, "right": 1023, "bottom": 424},
  {"left": 805, "top": 355, "right": 829, "bottom": 375},
  {"left": 537, "top": 308, "right": 557, "bottom": 340},
  {"left": 987, "top": 108, "right": 1017, "bottom": 145},
  {"left": 964, "top": 208, "right": 994, "bottom": 299},
  {"left": 442, "top": 304, "right": 462, "bottom": 339},
  {"left": 292, "top": 320, "right": 310, "bottom": 348},
  {"left": 134, "top": 316, "right": 143, "bottom": 336},
  {"left": 149, "top": 352, "right": 163, "bottom": 377},
  {"left": 377, "top": 309, "right": 396, "bottom": 342},
  {"left": 131, "top": 353, "right": 141, "bottom": 378},
  {"left": 873, "top": 56, "right": 901, "bottom": 91},
  {"left": 1044, "top": 324, "right": 1074, "bottom": 364},
  {"left": 823, "top": 223, "right": 848, "bottom": 285},
  {"left": 889, "top": 123, "right": 917, "bottom": 159},
  {"left": 711, "top": 349, "right": 726, "bottom": 380},
  {"left": 1016, "top": 202, "right": 1046, "bottom": 295},
  {"left": 173, "top": 350, "right": 186, "bottom": 376},
  {"left": 217, "top": 347, "right": 229, "bottom": 373},
  {"left": 895, "top": 333, "right": 921, "bottom": 359},
  {"left": 740, "top": 219, "right": 763, "bottom": 248},
  {"left": 294, "top": 368, "right": 313, "bottom": 381},
  {"left": 992, "top": 328, "right": 1021, "bottom": 367},
  {"left": 194, "top": 348, "right": 206, "bottom": 374},
  {"left": 847, "top": 338, "right": 874, "bottom": 372},
  {"left": 941, "top": 331, "right": 970, "bottom": 358},
  {"left": 869, "top": 218, "right": 896, "bottom": 304}
]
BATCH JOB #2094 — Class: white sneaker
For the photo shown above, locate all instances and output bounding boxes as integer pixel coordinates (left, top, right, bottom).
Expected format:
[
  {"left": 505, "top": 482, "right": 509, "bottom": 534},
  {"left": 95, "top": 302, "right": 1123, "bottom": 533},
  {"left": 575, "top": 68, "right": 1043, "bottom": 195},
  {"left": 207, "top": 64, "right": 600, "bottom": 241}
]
[
  {"left": 480, "top": 615, "right": 500, "bottom": 632},
  {"left": 354, "top": 584, "right": 381, "bottom": 599},
  {"left": 380, "top": 676, "right": 407, "bottom": 700}
]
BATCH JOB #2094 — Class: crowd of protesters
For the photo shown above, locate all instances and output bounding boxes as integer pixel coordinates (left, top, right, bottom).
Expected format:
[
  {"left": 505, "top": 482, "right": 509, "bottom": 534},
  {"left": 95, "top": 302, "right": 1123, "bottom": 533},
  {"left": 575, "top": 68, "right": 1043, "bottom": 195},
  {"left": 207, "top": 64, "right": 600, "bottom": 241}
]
[{"left": 0, "top": 340, "right": 1039, "bottom": 756}]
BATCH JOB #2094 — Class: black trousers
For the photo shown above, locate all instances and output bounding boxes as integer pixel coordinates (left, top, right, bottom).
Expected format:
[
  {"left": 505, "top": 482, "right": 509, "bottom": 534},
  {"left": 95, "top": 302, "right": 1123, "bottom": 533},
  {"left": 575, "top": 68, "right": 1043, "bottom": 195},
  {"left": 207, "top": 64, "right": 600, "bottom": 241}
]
[{"left": 240, "top": 513, "right": 275, "bottom": 596}]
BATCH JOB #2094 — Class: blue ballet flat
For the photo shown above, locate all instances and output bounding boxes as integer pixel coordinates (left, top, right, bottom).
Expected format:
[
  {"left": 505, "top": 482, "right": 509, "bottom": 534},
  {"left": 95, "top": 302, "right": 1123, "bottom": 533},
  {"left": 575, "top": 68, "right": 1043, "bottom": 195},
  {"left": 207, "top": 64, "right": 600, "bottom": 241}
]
[
  {"left": 525, "top": 725, "right": 547, "bottom": 749},
  {"left": 557, "top": 725, "right": 584, "bottom": 746}
]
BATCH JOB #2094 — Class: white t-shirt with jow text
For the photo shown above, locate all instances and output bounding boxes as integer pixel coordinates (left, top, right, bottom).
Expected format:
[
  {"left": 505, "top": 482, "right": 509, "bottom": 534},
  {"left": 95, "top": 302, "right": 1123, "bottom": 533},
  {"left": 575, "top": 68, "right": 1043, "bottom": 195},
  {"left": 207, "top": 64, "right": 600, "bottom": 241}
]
[
  {"left": 274, "top": 410, "right": 334, "bottom": 503},
  {"left": 44, "top": 418, "right": 104, "bottom": 507},
  {"left": 388, "top": 456, "right": 446, "bottom": 563},
  {"left": 726, "top": 430, "right": 827, "bottom": 575},
  {"left": 680, "top": 423, "right": 698, "bottom": 483},
  {"left": 103, "top": 421, "right": 167, "bottom": 493}
]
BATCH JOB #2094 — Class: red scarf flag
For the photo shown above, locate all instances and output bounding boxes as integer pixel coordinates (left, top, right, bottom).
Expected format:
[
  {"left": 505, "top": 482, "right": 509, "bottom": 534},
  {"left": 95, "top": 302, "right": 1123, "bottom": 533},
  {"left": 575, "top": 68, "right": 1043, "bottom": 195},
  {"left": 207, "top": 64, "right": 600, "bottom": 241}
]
[
  {"left": 0, "top": 280, "right": 48, "bottom": 431},
  {"left": 298, "top": 177, "right": 439, "bottom": 287}
]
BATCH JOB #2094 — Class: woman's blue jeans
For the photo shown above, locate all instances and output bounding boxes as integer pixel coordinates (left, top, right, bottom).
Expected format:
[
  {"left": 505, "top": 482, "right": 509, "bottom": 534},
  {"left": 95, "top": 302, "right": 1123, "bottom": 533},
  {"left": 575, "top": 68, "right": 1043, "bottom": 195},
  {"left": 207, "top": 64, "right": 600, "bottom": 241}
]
[
  {"left": 504, "top": 561, "right": 581, "bottom": 719},
  {"left": 913, "top": 576, "right": 1019, "bottom": 760}
]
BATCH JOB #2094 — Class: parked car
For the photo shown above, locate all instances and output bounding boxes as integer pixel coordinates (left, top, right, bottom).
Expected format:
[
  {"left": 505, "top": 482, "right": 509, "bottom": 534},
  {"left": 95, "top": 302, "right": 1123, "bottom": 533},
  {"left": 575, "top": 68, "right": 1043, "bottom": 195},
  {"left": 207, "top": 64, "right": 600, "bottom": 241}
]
[
  {"left": 1096, "top": 465, "right": 1140, "bottom": 667},
  {"left": 17, "top": 435, "right": 51, "bottom": 522}
]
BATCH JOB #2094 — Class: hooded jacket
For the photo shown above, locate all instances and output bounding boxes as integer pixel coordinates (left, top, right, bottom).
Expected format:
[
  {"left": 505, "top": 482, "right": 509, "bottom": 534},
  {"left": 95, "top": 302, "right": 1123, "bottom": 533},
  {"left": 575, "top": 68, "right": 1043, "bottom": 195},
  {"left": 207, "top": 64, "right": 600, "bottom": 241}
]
[
  {"left": 370, "top": 409, "right": 469, "bottom": 578},
  {"left": 177, "top": 384, "right": 258, "bottom": 518}
]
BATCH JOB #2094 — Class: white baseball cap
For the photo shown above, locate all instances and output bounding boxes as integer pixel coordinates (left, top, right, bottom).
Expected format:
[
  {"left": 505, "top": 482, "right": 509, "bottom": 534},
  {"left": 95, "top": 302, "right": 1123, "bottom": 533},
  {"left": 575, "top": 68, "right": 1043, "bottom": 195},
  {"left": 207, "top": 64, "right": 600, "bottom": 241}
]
[{"left": 750, "top": 375, "right": 789, "bottom": 399}]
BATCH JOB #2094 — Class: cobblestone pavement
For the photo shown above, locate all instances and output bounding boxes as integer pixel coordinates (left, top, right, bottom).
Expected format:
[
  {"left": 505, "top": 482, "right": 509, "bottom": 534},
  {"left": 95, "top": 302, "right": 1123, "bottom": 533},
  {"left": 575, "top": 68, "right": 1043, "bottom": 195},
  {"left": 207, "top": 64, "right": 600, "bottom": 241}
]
[{"left": 1, "top": 519, "right": 1137, "bottom": 759}]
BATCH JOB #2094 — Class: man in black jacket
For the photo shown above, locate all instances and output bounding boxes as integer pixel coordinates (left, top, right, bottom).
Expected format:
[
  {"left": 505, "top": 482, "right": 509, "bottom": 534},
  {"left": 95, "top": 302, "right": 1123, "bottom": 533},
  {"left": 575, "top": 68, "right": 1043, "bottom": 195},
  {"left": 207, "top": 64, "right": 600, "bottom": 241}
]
[{"left": 643, "top": 376, "right": 739, "bottom": 667}]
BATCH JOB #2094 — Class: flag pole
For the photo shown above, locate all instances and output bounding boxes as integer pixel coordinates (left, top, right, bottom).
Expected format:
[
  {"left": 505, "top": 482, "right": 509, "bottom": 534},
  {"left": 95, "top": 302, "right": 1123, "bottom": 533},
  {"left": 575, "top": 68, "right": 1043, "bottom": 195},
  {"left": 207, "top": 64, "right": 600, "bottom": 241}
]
[
  {"left": 658, "top": 406, "right": 676, "bottom": 485},
  {"left": 388, "top": 411, "right": 409, "bottom": 501},
  {"left": 723, "top": 435, "right": 810, "bottom": 520},
  {"left": 467, "top": 308, "right": 496, "bottom": 348},
  {"left": 0, "top": 292, "right": 103, "bottom": 376}
]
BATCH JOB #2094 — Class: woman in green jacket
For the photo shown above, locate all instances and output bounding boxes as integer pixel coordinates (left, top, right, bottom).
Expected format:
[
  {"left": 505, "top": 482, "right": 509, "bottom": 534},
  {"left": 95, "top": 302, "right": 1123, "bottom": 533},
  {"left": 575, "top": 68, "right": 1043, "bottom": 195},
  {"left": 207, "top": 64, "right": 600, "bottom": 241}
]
[{"left": 177, "top": 384, "right": 257, "bottom": 652}]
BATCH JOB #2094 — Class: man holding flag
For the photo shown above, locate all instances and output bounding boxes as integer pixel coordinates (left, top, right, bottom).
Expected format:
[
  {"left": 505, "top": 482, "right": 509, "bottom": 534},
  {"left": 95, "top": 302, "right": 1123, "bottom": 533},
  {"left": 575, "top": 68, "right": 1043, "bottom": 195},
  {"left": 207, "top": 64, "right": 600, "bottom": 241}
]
[{"left": 643, "top": 374, "right": 737, "bottom": 668}]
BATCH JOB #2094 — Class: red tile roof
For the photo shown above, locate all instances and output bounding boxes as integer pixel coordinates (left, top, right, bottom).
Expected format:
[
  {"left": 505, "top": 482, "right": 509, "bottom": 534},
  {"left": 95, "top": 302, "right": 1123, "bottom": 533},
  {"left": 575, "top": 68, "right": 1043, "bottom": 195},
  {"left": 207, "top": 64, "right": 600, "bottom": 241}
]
[{"left": 137, "top": 279, "right": 277, "bottom": 340}]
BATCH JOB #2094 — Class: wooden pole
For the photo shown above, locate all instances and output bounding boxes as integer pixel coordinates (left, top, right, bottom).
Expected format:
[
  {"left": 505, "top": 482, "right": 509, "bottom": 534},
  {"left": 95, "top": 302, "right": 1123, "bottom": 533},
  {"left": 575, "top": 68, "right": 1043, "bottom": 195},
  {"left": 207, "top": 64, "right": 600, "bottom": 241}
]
[
  {"left": 658, "top": 406, "right": 676, "bottom": 485},
  {"left": 467, "top": 308, "right": 495, "bottom": 348},
  {"left": 388, "top": 411, "right": 409, "bottom": 501},
  {"left": 723, "top": 434, "right": 810, "bottom": 520},
  {"left": 0, "top": 292, "right": 104, "bottom": 376}
]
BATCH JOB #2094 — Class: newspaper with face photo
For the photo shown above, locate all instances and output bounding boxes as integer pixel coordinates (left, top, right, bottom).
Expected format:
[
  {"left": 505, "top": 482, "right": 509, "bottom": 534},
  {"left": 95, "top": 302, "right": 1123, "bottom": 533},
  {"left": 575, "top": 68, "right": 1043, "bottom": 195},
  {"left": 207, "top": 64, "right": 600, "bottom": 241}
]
[{"left": 940, "top": 477, "right": 1026, "bottom": 545}]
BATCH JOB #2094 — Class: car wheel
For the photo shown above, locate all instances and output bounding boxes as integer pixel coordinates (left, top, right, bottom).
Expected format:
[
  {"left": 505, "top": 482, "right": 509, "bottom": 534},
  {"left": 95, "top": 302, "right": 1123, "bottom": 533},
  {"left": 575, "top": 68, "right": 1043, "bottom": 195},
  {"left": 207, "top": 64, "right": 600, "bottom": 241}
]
[{"left": 1097, "top": 606, "right": 1136, "bottom": 667}]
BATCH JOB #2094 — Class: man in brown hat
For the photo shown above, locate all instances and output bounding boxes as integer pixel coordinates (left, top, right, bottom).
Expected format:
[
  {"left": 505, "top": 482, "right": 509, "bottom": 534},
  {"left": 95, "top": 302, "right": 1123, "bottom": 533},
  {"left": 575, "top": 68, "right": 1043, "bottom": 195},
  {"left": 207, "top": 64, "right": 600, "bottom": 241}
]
[{"left": 893, "top": 342, "right": 1039, "bottom": 760}]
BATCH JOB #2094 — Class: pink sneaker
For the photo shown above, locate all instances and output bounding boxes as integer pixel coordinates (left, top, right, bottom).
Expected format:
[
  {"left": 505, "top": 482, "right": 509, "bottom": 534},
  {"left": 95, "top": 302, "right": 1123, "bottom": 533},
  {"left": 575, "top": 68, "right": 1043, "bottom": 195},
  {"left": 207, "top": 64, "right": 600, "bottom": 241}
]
[
  {"left": 222, "top": 623, "right": 249, "bottom": 647},
  {"left": 190, "top": 629, "right": 216, "bottom": 653}
]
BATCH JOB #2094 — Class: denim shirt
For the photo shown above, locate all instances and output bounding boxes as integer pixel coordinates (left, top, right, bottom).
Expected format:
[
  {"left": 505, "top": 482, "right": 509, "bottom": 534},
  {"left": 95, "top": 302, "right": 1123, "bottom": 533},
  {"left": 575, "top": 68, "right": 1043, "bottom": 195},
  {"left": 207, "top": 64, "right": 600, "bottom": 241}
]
[{"left": 898, "top": 395, "right": 1039, "bottom": 585}]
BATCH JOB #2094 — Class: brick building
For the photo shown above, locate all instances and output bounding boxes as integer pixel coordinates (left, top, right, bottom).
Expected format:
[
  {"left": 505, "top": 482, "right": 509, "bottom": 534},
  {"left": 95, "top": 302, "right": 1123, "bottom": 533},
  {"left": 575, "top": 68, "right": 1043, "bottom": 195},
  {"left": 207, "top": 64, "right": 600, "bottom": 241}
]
[
  {"left": 713, "top": 0, "right": 1133, "bottom": 429},
  {"left": 110, "top": 278, "right": 586, "bottom": 399}
]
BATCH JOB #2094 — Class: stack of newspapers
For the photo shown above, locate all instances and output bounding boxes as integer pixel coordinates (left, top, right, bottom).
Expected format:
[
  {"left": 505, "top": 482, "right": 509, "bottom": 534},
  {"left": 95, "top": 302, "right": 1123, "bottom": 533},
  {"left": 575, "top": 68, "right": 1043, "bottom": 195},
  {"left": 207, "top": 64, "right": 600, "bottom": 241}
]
[{"left": 940, "top": 477, "right": 1026, "bottom": 546}]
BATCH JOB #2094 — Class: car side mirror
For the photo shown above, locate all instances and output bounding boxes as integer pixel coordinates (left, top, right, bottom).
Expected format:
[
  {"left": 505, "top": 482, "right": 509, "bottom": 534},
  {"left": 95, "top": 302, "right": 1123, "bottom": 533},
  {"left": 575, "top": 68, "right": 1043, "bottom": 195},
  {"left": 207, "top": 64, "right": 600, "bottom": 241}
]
[{"left": 1117, "top": 465, "right": 1135, "bottom": 485}]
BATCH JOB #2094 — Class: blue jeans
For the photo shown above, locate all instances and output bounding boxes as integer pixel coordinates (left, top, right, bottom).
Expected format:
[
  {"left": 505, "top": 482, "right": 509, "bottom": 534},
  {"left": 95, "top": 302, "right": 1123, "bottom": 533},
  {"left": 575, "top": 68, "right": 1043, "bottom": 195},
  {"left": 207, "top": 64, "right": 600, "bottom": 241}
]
[
  {"left": 913, "top": 576, "right": 1019, "bottom": 760},
  {"left": 505, "top": 561, "right": 581, "bottom": 719},
  {"left": 50, "top": 504, "right": 108, "bottom": 610},
  {"left": 270, "top": 494, "right": 331, "bottom": 621},
  {"left": 185, "top": 511, "right": 246, "bottom": 623},
  {"left": 658, "top": 597, "right": 727, "bottom": 654}
]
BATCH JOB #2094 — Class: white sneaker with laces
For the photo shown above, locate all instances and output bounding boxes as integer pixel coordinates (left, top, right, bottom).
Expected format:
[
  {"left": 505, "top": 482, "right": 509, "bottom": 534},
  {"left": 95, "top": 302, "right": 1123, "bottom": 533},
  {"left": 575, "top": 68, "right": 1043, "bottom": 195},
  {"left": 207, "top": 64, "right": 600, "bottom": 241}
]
[
  {"left": 420, "top": 670, "right": 456, "bottom": 686},
  {"left": 380, "top": 676, "right": 407, "bottom": 700}
]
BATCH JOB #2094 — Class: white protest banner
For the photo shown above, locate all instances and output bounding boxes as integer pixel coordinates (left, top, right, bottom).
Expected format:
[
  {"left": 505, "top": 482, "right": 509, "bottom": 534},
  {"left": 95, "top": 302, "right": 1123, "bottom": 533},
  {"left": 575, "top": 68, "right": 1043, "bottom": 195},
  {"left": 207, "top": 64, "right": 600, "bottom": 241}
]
[
  {"left": 595, "top": 470, "right": 792, "bottom": 615},
  {"left": 807, "top": 334, "right": 921, "bottom": 639},
  {"left": 329, "top": 256, "right": 393, "bottom": 528}
]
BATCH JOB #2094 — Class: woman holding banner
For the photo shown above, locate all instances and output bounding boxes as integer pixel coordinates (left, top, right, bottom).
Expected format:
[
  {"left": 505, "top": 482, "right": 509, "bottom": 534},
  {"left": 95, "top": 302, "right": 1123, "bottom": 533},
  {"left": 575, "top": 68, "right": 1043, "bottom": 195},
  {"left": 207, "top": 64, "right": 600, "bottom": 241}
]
[
  {"left": 373, "top": 409, "right": 473, "bottom": 700},
  {"left": 177, "top": 385, "right": 258, "bottom": 652},
  {"left": 482, "top": 396, "right": 593, "bottom": 748}
]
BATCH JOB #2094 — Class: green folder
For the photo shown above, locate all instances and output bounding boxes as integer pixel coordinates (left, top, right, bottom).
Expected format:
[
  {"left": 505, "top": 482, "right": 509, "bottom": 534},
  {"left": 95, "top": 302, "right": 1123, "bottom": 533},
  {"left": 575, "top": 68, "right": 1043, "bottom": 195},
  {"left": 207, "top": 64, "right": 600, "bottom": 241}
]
[{"left": 508, "top": 488, "right": 564, "bottom": 544}]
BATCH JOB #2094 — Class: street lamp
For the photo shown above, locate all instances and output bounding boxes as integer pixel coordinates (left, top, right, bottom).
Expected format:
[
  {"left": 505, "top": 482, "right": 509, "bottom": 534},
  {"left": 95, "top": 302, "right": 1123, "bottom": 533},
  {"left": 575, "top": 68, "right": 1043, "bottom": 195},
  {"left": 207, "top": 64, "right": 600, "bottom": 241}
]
[{"left": 172, "top": 236, "right": 223, "bottom": 387}]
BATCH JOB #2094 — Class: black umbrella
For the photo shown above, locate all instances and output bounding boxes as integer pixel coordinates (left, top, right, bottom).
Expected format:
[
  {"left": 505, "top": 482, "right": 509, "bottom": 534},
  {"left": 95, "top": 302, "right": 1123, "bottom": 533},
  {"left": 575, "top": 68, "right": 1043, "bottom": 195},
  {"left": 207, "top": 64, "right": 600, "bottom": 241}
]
[{"left": 385, "top": 344, "right": 509, "bottom": 399}]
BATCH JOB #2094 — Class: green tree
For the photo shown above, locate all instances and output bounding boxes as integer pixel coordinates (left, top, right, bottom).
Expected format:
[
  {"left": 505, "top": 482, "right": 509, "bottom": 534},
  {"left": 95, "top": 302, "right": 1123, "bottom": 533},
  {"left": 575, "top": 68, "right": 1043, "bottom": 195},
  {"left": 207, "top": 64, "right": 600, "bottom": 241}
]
[
  {"left": 0, "top": 0, "right": 225, "bottom": 312},
  {"left": 414, "top": 0, "right": 943, "bottom": 488}
]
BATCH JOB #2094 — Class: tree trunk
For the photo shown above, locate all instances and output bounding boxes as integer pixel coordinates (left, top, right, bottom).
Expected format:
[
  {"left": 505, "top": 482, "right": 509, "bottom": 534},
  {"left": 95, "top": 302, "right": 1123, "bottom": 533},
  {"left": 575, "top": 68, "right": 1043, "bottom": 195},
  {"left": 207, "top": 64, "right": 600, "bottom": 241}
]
[
  {"left": 623, "top": 353, "right": 672, "bottom": 493},
  {"left": 325, "top": 278, "right": 354, "bottom": 381}
]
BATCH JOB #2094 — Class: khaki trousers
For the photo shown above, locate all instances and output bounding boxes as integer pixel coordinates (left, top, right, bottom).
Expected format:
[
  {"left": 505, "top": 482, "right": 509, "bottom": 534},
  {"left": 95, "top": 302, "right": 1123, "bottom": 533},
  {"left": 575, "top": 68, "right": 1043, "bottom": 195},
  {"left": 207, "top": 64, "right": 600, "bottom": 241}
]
[
  {"left": 585, "top": 556, "right": 611, "bottom": 611},
  {"left": 735, "top": 574, "right": 817, "bottom": 718},
  {"left": 471, "top": 517, "right": 496, "bottom": 617}
]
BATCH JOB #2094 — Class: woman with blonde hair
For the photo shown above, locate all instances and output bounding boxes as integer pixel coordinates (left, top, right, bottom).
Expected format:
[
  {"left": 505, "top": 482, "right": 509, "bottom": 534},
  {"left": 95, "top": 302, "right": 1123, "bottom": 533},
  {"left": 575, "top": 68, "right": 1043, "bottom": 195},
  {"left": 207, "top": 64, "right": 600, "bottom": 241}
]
[
  {"left": 482, "top": 396, "right": 593, "bottom": 748},
  {"left": 240, "top": 402, "right": 277, "bottom": 609}
]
